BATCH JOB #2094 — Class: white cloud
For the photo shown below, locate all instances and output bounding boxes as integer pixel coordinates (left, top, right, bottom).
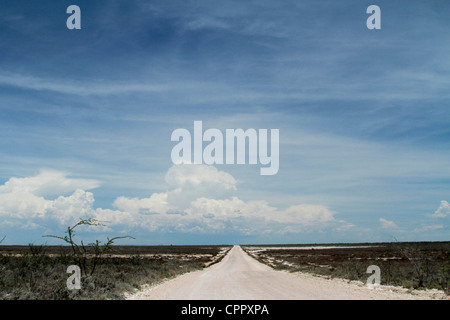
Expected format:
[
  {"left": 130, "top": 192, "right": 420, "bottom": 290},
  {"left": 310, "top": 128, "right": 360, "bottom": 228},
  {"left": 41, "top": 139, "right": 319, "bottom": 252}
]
[
  {"left": 165, "top": 164, "right": 237, "bottom": 191},
  {"left": 47, "top": 189, "right": 96, "bottom": 225},
  {"left": 165, "top": 164, "right": 237, "bottom": 209},
  {"left": 113, "top": 192, "right": 168, "bottom": 215},
  {"left": 0, "top": 73, "right": 168, "bottom": 96},
  {"left": 432, "top": 200, "right": 450, "bottom": 218},
  {"left": 0, "top": 188, "right": 48, "bottom": 219},
  {"left": 0, "top": 169, "right": 100, "bottom": 197},
  {"left": 188, "top": 197, "right": 336, "bottom": 226},
  {"left": 0, "top": 171, "right": 100, "bottom": 224},
  {"left": 379, "top": 218, "right": 399, "bottom": 230},
  {"left": 282, "top": 204, "right": 336, "bottom": 225},
  {"left": 0, "top": 165, "right": 345, "bottom": 237}
]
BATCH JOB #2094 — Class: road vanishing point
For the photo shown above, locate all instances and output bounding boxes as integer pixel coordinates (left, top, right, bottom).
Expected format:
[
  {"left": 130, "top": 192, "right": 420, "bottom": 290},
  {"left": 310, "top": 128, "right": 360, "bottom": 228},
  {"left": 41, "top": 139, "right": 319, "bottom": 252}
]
[{"left": 127, "top": 245, "right": 438, "bottom": 300}]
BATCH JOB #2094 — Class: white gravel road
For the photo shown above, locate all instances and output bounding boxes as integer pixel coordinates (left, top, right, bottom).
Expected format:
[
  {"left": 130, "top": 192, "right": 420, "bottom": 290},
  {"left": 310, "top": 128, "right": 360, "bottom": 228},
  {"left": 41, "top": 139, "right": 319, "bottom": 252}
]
[{"left": 126, "top": 245, "right": 447, "bottom": 300}]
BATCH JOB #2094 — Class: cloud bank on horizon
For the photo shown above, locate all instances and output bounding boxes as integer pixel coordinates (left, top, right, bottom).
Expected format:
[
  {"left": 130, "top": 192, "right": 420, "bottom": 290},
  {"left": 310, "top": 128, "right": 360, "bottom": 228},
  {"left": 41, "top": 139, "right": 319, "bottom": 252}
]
[
  {"left": 0, "top": 165, "right": 447, "bottom": 244},
  {"left": 0, "top": 166, "right": 342, "bottom": 238}
]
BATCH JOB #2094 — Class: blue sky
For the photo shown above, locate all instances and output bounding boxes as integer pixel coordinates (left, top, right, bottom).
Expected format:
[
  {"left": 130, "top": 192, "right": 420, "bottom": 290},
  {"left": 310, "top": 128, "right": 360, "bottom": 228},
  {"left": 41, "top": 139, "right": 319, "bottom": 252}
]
[{"left": 0, "top": 0, "right": 449, "bottom": 245}]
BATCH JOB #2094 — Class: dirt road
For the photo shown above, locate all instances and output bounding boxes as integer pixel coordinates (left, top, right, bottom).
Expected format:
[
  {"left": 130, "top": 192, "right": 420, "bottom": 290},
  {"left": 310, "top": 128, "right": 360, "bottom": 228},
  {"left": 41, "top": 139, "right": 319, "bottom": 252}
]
[{"left": 126, "top": 245, "right": 445, "bottom": 300}]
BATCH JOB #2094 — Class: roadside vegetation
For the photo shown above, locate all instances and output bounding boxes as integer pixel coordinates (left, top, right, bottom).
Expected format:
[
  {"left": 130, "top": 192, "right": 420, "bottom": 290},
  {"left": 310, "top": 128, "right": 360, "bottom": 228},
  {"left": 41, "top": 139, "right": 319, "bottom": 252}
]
[
  {"left": 242, "top": 242, "right": 450, "bottom": 295},
  {"left": 0, "top": 219, "right": 230, "bottom": 300}
]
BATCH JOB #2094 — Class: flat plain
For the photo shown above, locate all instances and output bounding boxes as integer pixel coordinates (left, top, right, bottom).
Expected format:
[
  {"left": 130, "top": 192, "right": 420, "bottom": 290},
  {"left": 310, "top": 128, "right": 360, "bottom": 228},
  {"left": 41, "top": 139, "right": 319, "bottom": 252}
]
[
  {"left": 0, "top": 244, "right": 230, "bottom": 299},
  {"left": 1, "top": 242, "right": 448, "bottom": 300}
]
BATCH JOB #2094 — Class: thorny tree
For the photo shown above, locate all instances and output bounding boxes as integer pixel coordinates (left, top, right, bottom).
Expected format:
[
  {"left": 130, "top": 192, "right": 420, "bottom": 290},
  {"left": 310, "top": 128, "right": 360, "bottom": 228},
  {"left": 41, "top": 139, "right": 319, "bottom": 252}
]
[{"left": 44, "top": 218, "right": 134, "bottom": 276}]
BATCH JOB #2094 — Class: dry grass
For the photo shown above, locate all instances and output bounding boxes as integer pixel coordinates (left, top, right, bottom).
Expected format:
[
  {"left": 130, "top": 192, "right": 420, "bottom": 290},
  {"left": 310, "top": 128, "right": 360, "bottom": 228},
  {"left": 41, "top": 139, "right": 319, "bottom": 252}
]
[
  {"left": 0, "top": 244, "right": 230, "bottom": 300},
  {"left": 243, "top": 242, "right": 450, "bottom": 294}
]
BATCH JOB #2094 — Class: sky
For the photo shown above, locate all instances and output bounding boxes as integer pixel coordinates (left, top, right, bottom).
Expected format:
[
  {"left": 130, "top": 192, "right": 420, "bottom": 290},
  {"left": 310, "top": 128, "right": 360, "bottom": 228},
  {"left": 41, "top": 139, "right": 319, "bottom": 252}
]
[{"left": 0, "top": 0, "right": 449, "bottom": 245}]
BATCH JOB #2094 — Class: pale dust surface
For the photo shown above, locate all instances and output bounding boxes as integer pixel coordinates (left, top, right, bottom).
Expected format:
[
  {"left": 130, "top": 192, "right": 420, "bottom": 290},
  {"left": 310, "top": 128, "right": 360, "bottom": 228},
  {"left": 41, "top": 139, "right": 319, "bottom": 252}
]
[{"left": 125, "top": 245, "right": 448, "bottom": 300}]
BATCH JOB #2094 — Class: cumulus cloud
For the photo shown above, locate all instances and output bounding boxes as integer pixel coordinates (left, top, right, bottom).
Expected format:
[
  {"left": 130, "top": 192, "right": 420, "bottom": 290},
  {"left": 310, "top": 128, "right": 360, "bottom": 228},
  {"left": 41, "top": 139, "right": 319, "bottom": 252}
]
[
  {"left": 189, "top": 196, "right": 259, "bottom": 219},
  {"left": 47, "top": 189, "right": 96, "bottom": 225},
  {"left": 0, "top": 169, "right": 100, "bottom": 197},
  {"left": 432, "top": 200, "right": 450, "bottom": 218},
  {"left": 113, "top": 192, "right": 168, "bottom": 215},
  {"left": 0, "top": 165, "right": 345, "bottom": 237},
  {"left": 0, "top": 171, "right": 100, "bottom": 224},
  {"left": 379, "top": 218, "right": 399, "bottom": 230},
  {"left": 165, "top": 164, "right": 237, "bottom": 208},
  {"left": 110, "top": 164, "right": 342, "bottom": 235},
  {"left": 282, "top": 204, "right": 336, "bottom": 225},
  {"left": 0, "top": 187, "right": 48, "bottom": 219}
]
